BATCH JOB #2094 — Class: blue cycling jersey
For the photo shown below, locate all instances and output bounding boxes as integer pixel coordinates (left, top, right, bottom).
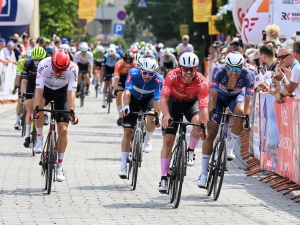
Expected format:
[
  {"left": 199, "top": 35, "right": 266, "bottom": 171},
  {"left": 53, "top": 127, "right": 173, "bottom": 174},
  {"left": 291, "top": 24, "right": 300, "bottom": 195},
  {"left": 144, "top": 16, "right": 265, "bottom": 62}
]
[
  {"left": 125, "top": 68, "right": 164, "bottom": 101},
  {"left": 211, "top": 65, "right": 255, "bottom": 98},
  {"left": 101, "top": 53, "right": 121, "bottom": 75}
]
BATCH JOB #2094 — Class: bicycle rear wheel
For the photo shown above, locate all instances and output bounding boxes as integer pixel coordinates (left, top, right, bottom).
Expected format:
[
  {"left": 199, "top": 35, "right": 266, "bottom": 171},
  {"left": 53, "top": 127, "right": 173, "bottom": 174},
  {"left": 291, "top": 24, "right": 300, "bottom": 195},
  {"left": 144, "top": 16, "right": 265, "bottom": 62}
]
[
  {"left": 213, "top": 139, "right": 227, "bottom": 201},
  {"left": 207, "top": 140, "right": 219, "bottom": 196},
  {"left": 131, "top": 131, "right": 142, "bottom": 190},
  {"left": 46, "top": 132, "right": 55, "bottom": 194},
  {"left": 107, "top": 83, "right": 112, "bottom": 114},
  {"left": 168, "top": 158, "right": 176, "bottom": 203},
  {"left": 173, "top": 139, "right": 186, "bottom": 208}
]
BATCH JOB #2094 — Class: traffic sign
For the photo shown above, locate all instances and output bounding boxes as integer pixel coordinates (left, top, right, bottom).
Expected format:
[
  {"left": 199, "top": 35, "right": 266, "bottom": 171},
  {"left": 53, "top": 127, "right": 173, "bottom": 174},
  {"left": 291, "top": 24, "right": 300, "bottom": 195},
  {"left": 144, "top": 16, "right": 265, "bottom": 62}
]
[
  {"left": 113, "top": 23, "right": 125, "bottom": 35},
  {"left": 117, "top": 10, "right": 126, "bottom": 21},
  {"left": 137, "top": 0, "right": 147, "bottom": 7}
]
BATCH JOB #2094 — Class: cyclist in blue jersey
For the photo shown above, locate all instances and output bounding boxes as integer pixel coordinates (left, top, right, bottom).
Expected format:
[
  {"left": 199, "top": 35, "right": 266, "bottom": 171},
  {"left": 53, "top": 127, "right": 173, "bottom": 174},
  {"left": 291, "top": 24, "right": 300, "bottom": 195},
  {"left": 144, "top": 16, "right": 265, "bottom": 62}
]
[
  {"left": 100, "top": 47, "right": 121, "bottom": 108},
  {"left": 197, "top": 51, "right": 255, "bottom": 188},
  {"left": 118, "top": 58, "right": 164, "bottom": 179}
]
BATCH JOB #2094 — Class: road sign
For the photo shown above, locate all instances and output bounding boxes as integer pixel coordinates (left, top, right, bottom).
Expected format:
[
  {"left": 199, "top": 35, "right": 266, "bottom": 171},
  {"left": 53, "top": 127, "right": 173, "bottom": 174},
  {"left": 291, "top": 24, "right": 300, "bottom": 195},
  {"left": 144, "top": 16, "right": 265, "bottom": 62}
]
[
  {"left": 117, "top": 10, "right": 127, "bottom": 21},
  {"left": 113, "top": 23, "right": 125, "bottom": 35},
  {"left": 137, "top": 0, "right": 148, "bottom": 7}
]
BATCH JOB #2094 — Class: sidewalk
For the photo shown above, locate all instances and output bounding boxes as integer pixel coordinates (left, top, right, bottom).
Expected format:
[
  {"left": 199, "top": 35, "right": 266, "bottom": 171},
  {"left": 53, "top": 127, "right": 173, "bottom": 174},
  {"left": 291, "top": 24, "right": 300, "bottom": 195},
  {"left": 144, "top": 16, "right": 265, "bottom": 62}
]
[{"left": 0, "top": 88, "right": 299, "bottom": 224}]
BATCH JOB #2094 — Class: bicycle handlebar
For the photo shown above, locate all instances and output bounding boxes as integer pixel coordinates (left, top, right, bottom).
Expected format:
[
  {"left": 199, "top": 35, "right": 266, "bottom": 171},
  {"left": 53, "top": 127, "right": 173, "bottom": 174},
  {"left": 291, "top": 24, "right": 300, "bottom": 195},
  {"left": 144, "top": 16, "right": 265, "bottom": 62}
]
[
  {"left": 168, "top": 118, "right": 207, "bottom": 138},
  {"left": 214, "top": 111, "right": 250, "bottom": 128},
  {"left": 131, "top": 111, "right": 160, "bottom": 125}
]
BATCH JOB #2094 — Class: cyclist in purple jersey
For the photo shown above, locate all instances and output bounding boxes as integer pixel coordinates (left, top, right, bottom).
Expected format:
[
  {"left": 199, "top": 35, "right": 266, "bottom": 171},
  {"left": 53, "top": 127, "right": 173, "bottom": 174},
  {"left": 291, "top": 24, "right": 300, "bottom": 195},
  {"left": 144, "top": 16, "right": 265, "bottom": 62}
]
[{"left": 197, "top": 51, "right": 255, "bottom": 188}]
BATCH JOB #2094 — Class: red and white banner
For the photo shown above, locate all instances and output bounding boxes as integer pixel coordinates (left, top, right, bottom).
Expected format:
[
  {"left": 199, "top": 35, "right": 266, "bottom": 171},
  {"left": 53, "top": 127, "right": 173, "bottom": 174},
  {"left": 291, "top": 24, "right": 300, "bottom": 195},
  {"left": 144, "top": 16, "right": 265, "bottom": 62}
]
[
  {"left": 241, "top": 0, "right": 270, "bottom": 44},
  {"left": 270, "top": 0, "right": 300, "bottom": 39},
  {"left": 232, "top": 0, "right": 255, "bottom": 35},
  {"left": 252, "top": 93, "right": 260, "bottom": 160}
]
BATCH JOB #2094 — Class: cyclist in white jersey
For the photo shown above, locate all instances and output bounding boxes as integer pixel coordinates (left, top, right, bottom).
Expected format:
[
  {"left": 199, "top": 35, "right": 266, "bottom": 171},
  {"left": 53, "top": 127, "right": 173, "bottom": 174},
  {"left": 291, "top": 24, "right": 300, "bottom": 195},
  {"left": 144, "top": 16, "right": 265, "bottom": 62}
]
[
  {"left": 33, "top": 49, "right": 78, "bottom": 182},
  {"left": 177, "top": 35, "right": 194, "bottom": 60},
  {"left": 73, "top": 43, "right": 93, "bottom": 96}
]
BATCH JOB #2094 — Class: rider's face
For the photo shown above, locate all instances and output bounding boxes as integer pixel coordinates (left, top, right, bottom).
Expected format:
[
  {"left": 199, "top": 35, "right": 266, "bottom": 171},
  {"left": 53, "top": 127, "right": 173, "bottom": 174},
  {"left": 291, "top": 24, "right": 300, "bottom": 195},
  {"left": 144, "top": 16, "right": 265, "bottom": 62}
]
[{"left": 181, "top": 66, "right": 197, "bottom": 83}]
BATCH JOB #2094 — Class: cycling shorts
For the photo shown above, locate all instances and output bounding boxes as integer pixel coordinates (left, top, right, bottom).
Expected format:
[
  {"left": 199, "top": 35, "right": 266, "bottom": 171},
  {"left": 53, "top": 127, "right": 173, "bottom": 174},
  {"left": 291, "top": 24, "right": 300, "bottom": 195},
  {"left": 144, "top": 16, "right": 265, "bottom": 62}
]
[
  {"left": 214, "top": 93, "right": 244, "bottom": 124},
  {"left": 163, "top": 98, "right": 199, "bottom": 135},
  {"left": 78, "top": 62, "right": 90, "bottom": 76},
  {"left": 25, "top": 76, "right": 36, "bottom": 100},
  {"left": 103, "top": 73, "right": 113, "bottom": 81},
  {"left": 43, "top": 85, "right": 69, "bottom": 124},
  {"left": 93, "top": 60, "right": 102, "bottom": 69},
  {"left": 163, "top": 62, "right": 173, "bottom": 69},
  {"left": 118, "top": 74, "right": 127, "bottom": 89},
  {"left": 123, "top": 95, "right": 154, "bottom": 129}
]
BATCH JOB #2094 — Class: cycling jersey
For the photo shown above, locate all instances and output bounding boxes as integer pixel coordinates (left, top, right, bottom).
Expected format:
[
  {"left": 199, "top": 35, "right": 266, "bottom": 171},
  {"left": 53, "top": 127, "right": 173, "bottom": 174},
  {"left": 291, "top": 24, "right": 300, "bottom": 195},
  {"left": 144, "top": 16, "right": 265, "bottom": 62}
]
[
  {"left": 36, "top": 57, "right": 78, "bottom": 91},
  {"left": 101, "top": 53, "right": 121, "bottom": 75},
  {"left": 92, "top": 50, "right": 104, "bottom": 62},
  {"left": 73, "top": 51, "right": 93, "bottom": 65},
  {"left": 178, "top": 43, "right": 194, "bottom": 56},
  {"left": 161, "top": 68, "right": 209, "bottom": 109},
  {"left": 114, "top": 59, "right": 137, "bottom": 78},
  {"left": 16, "top": 58, "right": 26, "bottom": 76},
  {"left": 159, "top": 53, "right": 177, "bottom": 69},
  {"left": 125, "top": 68, "right": 164, "bottom": 101},
  {"left": 21, "top": 59, "right": 37, "bottom": 80},
  {"left": 211, "top": 65, "right": 255, "bottom": 98}
]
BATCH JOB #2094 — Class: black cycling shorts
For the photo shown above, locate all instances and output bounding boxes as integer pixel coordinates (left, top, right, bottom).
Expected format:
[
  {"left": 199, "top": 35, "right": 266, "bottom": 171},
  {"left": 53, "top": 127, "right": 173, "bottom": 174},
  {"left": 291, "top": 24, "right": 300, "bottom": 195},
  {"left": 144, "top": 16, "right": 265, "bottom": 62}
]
[
  {"left": 43, "top": 85, "right": 69, "bottom": 124},
  {"left": 25, "top": 76, "right": 36, "bottom": 99},
  {"left": 78, "top": 62, "right": 90, "bottom": 75},
  {"left": 163, "top": 98, "right": 199, "bottom": 135},
  {"left": 123, "top": 95, "right": 155, "bottom": 129},
  {"left": 118, "top": 74, "right": 127, "bottom": 89}
]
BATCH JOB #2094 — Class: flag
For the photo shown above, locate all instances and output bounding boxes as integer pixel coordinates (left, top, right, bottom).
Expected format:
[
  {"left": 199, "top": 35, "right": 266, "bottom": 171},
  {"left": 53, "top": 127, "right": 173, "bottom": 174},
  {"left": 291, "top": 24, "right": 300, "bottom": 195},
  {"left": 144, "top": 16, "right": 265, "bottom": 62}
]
[
  {"left": 78, "top": 0, "right": 97, "bottom": 24},
  {"left": 193, "top": 0, "right": 212, "bottom": 23}
]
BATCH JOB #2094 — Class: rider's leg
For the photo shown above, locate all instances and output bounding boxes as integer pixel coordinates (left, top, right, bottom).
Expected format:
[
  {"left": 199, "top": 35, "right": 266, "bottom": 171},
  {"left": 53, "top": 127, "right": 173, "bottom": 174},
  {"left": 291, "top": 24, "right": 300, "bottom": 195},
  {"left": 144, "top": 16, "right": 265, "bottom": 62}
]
[
  {"left": 76, "top": 73, "right": 82, "bottom": 94},
  {"left": 85, "top": 73, "right": 91, "bottom": 93},
  {"left": 102, "top": 79, "right": 109, "bottom": 107},
  {"left": 116, "top": 85, "right": 123, "bottom": 116}
]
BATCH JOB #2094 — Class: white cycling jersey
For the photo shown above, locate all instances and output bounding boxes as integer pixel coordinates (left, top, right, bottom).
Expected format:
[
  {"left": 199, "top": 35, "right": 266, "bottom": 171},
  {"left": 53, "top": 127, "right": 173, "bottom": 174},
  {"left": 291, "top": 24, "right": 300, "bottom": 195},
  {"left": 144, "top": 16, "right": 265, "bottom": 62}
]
[
  {"left": 159, "top": 53, "right": 177, "bottom": 68},
  {"left": 73, "top": 51, "right": 93, "bottom": 65},
  {"left": 36, "top": 57, "right": 78, "bottom": 91},
  {"left": 178, "top": 43, "right": 194, "bottom": 56}
]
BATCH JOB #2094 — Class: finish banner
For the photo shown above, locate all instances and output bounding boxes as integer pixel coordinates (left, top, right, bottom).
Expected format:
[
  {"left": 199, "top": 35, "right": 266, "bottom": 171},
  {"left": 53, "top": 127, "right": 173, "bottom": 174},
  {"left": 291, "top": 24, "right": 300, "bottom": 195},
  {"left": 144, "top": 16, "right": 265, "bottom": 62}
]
[
  {"left": 193, "top": 0, "right": 212, "bottom": 23},
  {"left": 78, "top": 0, "right": 97, "bottom": 23}
]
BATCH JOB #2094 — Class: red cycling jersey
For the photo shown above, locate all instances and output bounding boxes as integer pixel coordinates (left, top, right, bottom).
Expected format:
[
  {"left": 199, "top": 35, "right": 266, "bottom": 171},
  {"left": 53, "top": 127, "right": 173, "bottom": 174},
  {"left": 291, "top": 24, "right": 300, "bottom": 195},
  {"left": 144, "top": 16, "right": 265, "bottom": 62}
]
[{"left": 161, "top": 68, "right": 209, "bottom": 109}]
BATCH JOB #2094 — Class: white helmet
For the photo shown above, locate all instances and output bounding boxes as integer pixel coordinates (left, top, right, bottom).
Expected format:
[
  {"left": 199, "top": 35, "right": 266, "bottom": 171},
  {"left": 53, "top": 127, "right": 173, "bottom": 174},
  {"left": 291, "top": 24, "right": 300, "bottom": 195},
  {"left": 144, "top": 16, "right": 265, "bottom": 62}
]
[
  {"left": 157, "top": 43, "right": 164, "bottom": 49},
  {"left": 70, "top": 46, "right": 77, "bottom": 54},
  {"left": 164, "top": 48, "right": 171, "bottom": 56},
  {"left": 80, "top": 43, "right": 88, "bottom": 52},
  {"left": 109, "top": 43, "right": 116, "bottom": 49},
  {"left": 60, "top": 44, "right": 70, "bottom": 52},
  {"left": 96, "top": 45, "right": 104, "bottom": 53},
  {"left": 140, "top": 58, "right": 158, "bottom": 72},
  {"left": 136, "top": 57, "right": 144, "bottom": 68},
  {"left": 143, "top": 48, "right": 152, "bottom": 57},
  {"left": 134, "top": 52, "right": 142, "bottom": 61},
  {"left": 107, "top": 47, "right": 116, "bottom": 56},
  {"left": 24, "top": 50, "right": 32, "bottom": 60},
  {"left": 225, "top": 51, "right": 244, "bottom": 67},
  {"left": 179, "top": 52, "right": 199, "bottom": 67}
]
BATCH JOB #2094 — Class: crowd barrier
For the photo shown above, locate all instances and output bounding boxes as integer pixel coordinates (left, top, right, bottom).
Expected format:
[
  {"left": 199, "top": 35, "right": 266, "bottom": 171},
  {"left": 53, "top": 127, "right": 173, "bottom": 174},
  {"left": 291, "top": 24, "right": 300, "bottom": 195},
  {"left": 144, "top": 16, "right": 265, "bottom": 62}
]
[
  {"left": 0, "top": 61, "right": 18, "bottom": 101},
  {"left": 248, "top": 92, "right": 300, "bottom": 185}
]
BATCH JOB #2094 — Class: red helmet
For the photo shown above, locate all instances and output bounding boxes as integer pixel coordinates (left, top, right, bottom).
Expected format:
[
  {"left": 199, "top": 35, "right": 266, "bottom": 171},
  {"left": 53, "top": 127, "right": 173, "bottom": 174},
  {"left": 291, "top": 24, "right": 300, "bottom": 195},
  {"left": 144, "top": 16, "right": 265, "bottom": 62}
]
[{"left": 51, "top": 49, "right": 70, "bottom": 70}]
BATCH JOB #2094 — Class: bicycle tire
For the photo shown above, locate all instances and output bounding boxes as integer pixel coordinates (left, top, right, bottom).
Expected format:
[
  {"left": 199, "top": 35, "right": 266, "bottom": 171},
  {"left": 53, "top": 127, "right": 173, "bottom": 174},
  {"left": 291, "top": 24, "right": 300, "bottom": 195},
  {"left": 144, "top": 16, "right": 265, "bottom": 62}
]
[
  {"left": 168, "top": 157, "right": 176, "bottom": 203},
  {"left": 127, "top": 150, "right": 132, "bottom": 182},
  {"left": 173, "top": 139, "right": 186, "bottom": 208},
  {"left": 95, "top": 80, "right": 99, "bottom": 98},
  {"left": 131, "top": 131, "right": 142, "bottom": 190},
  {"left": 31, "top": 123, "right": 36, "bottom": 156},
  {"left": 46, "top": 132, "right": 55, "bottom": 194},
  {"left": 80, "top": 80, "right": 85, "bottom": 107},
  {"left": 206, "top": 140, "right": 219, "bottom": 196},
  {"left": 213, "top": 138, "right": 227, "bottom": 201},
  {"left": 107, "top": 83, "right": 112, "bottom": 114},
  {"left": 21, "top": 108, "right": 26, "bottom": 137}
]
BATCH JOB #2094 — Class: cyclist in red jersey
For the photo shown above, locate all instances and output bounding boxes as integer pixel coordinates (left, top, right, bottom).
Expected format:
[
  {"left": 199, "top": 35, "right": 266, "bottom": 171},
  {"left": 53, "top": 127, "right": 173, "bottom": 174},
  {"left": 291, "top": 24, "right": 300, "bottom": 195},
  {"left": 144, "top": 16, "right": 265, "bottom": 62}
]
[{"left": 158, "top": 52, "right": 209, "bottom": 193}]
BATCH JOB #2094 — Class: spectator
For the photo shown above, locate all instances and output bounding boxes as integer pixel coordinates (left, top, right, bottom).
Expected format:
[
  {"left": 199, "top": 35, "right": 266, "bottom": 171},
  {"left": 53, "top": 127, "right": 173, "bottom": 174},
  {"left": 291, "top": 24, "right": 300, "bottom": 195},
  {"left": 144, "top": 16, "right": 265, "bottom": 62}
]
[
  {"left": 275, "top": 41, "right": 300, "bottom": 102},
  {"left": 265, "top": 24, "right": 281, "bottom": 46},
  {"left": 27, "top": 38, "right": 37, "bottom": 50},
  {"left": 9, "top": 33, "right": 22, "bottom": 60},
  {"left": 21, "top": 32, "right": 30, "bottom": 50},
  {"left": 177, "top": 35, "right": 194, "bottom": 59},
  {"left": 3, "top": 41, "right": 17, "bottom": 65},
  {"left": 259, "top": 44, "right": 277, "bottom": 72},
  {"left": 0, "top": 38, "right": 9, "bottom": 65},
  {"left": 37, "top": 37, "right": 46, "bottom": 47}
]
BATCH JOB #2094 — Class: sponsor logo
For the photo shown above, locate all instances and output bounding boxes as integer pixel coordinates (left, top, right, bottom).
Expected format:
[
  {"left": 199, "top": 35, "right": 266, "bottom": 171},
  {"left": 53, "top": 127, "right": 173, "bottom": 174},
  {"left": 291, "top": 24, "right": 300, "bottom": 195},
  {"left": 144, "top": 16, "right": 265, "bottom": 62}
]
[
  {"left": 162, "top": 86, "right": 170, "bottom": 93},
  {"left": 282, "top": 0, "right": 300, "bottom": 4},
  {"left": 199, "top": 98, "right": 208, "bottom": 106},
  {"left": 0, "top": 0, "right": 17, "bottom": 22},
  {"left": 126, "top": 74, "right": 132, "bottom": 83},
  {"left": 155, "top": 78, "right": 162, "bottom": 84},
  {"left": 242, "top": 17, "right": 259, "bottom": 43},
  {"left": 282, "top": 12, "right": 300, "bottom": 21}
]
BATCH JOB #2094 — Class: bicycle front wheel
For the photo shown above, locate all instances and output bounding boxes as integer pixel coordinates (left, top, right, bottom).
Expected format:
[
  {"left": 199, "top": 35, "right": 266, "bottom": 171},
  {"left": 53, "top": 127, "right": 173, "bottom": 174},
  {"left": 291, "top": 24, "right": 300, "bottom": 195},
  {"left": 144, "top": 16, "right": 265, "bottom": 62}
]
[
  {"left": 80, "top": 80, "right": 85, "bottom": 107},
  {"left": 207, "top": 140, "right": 219, "bottom": 196},
  {"left": 21, "top": 109, "right": 26, "bottom": 137},
  {"left": 107, "top": 83, "right": 112, "bottom": 114},
  {"left": 131, "top": 131, "right": 142, "bottom": 190},
  {"left": 46, "top": 132, "right": 55, "bottom": 195},
  {"left": 213, "top": 139, "right": 227, "bottom": 201},
  {"left": 173, "top": 139, "right": 186, "bottom": 208},
  {"left": 31, "top": 123, "right": 36, "bottom": 156}
]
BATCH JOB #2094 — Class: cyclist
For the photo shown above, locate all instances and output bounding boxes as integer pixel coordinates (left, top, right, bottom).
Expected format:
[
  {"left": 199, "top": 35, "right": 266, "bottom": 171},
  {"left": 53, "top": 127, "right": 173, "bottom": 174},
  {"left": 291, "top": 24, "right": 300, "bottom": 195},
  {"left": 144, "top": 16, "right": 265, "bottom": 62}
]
[
  {"left": 118, "top": 58, "right": 164, "bottom": 179},
  {"left": 158, "top": 52, "right": 209, "bottom": 193},
  {"left": 45, "top": 46, "right": 54, "bottom": 57},
  {"left": 92, "top": 45, "right": 105, "bottom": 93},
  {"left": 197, "top": 51, "right": 254, "bottom": 188},
  {"left": 33, "top": 49, "right": 78, "bottom": 182},
  {"left": 177, "top": 35, "right": 194, "bottom": 60},
  {"left": 113, "top": 51, "right": 137, "bottom": 126},
  {"left": 159, "top": 48, "right": 178, "bottom": 77},
  {"left": 13, "top": 50, "right": 31, "bottom": 130},
  {"left": 100, "top": 47, "right": 121, "bottom": 108},
  {"left": 74, "top": 42, "right": 93, "bottom": 97},
  {"left": 20, "top": 46, "right": 46, "bottom": 148}
]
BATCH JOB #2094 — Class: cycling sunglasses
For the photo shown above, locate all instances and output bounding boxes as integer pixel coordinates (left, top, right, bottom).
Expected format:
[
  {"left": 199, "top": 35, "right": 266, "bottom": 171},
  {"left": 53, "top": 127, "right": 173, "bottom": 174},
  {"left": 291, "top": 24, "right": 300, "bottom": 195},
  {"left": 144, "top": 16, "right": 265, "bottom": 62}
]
[
  {"left": 53, "top": 67, "right": 66, "bottom": 73},
  {"left": 278, "top": 54, "right": 291, "bottom": 61},
  {"left": 227, "top": 66, "right": 242, "bottom": 73},
  {"left": 181, "top": 66, "right": 197, "bottom": 73},
  {"left": 141, "top": 70, "right": 155, "bottom": 77}
]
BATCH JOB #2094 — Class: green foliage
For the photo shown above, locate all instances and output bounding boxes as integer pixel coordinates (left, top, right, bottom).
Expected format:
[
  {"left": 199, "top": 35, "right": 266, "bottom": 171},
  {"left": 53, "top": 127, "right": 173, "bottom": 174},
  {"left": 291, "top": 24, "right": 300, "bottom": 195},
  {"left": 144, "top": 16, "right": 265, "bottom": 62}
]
[{"left": 214, "top": 0, "right": 237, "bottom": 36}]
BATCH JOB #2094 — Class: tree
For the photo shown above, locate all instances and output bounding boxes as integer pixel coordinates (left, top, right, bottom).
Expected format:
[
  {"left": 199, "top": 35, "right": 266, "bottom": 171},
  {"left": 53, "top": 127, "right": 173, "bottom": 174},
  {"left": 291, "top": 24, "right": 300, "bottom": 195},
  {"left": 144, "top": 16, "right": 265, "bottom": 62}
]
[{"left": 214, "top": 0, "right": 237, "bottom": 36}]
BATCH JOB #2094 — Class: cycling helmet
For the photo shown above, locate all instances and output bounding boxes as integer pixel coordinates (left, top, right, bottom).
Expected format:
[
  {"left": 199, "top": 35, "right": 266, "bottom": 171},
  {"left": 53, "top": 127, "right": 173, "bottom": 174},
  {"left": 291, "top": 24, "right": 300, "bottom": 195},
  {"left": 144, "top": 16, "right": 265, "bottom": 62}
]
[
  {"left": 143, "top": 48, "right": 152, "bottom": 57},
  {"left": 45, "top": 46, "right": 54, "bottom": 55},
  {"left": 70, "top": 46, "right": 76, "bottom": 54},
  {"left": 179, "top": 52, "right": 199, "bottom": 67},
  {"left": 130, "top": 46, "right": 139, "bottom": 54},
  {"left": 134, "top": 52, "right": 142, "bottom": 62},
  {"left": 109, "top": 43, "right": 116, "bottom": 49},
  {"left": 140, "top": 57, "right": 158, "bottom": 72},
  {"left": 164, "top": 48, "right": 171, "bottom": 56},
  {"left": 51, "top": 49, "right": 70, "bottom": 70},
  {"left": 79, "top": 43, "right": 88, "bottom": 52},
  {"left": 157, "top": 43, "right": 164, "bottom": 49},
  {"left": 61, "top": 37, "right": 69, "bottom": 44},
  {"left": 60, "top": 44, "right": 70, "bottom": 52},
  {"left": 225, "top": 51, "right": 244, "bottom": 67},
  {"left": 96, "top": 45, "right": 104, "bottom": 53},
  {"left": 24, "top": 50, "right": 32, "bottom": 60},
  {"left": 139, "top": 41, "right": 146, "bottom": 47},
  {"left": 31, "top": 46, "right": 46, "bottom": 59},
  {"left": 107, "top": 47, "right": 116, "bottom": 56},
  {"left": 123, "top": 51, "right": 134, "bottom": 63}
]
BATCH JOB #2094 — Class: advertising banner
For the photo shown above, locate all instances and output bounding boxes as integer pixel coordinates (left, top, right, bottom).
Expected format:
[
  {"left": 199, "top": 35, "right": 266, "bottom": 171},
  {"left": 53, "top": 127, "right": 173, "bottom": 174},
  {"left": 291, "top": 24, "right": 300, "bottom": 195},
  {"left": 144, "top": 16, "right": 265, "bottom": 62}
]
[
  {"left": 179, "top": 24, "right": 189, "bottom": 37},
  {"left": 193, "top": 0, "right": 212, "bottom": 23},
  {"left": 259, "top": 94, "right": 279, "bottom": 172},
  {"left": 78, "top": 0, "right": 97, "bottom": 23},
  {"left": 241, "top": 0, "right": 270, "bottom": 44},
  {"left": 270, "top": 0, "right": 300, "bottom": 39},
  {"left": 208, "top": 15, "right": 219, "bottom": 35},
  {"left": 0, "top": 61, "right": 17, "bottom": 100},
  {"left": 232, "top": 0, "right": 256, "bottom": 34},
  {"left": 252, "top": 93, "right": 261, "bottom": 160},
  {"left": 292, "top": 100, "right": 300, "bottom": 184}
]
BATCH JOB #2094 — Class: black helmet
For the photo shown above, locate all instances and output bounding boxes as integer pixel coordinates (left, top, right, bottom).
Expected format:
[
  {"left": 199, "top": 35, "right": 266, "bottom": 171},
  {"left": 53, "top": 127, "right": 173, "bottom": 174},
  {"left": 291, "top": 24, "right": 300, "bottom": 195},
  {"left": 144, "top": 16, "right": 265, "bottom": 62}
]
[{"left": 123, "top": 51, "right": 134, "bottom": 63}]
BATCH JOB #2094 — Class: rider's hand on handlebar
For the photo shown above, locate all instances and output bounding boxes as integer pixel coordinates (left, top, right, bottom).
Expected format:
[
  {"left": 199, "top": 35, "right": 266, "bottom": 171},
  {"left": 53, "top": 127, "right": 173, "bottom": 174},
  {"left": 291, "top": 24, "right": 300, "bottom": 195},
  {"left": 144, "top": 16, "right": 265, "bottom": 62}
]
[
  {"left": 162, "top": 114, "right": 171, "bottom": 129},
  {"left": 113, "top": 89, "right": 118, "bottom": 97},
  {"left": 121, "top": 105, "right": 130, "bottom": 116},
  {"left": 32, "top": 106, "right": 40, "bottom": 120},
  {"left": 209, "top": 108, "right": 216, "bottom": 121},
  {"left": 69, "top": 109, "right": 79, "bottom": 125}
]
